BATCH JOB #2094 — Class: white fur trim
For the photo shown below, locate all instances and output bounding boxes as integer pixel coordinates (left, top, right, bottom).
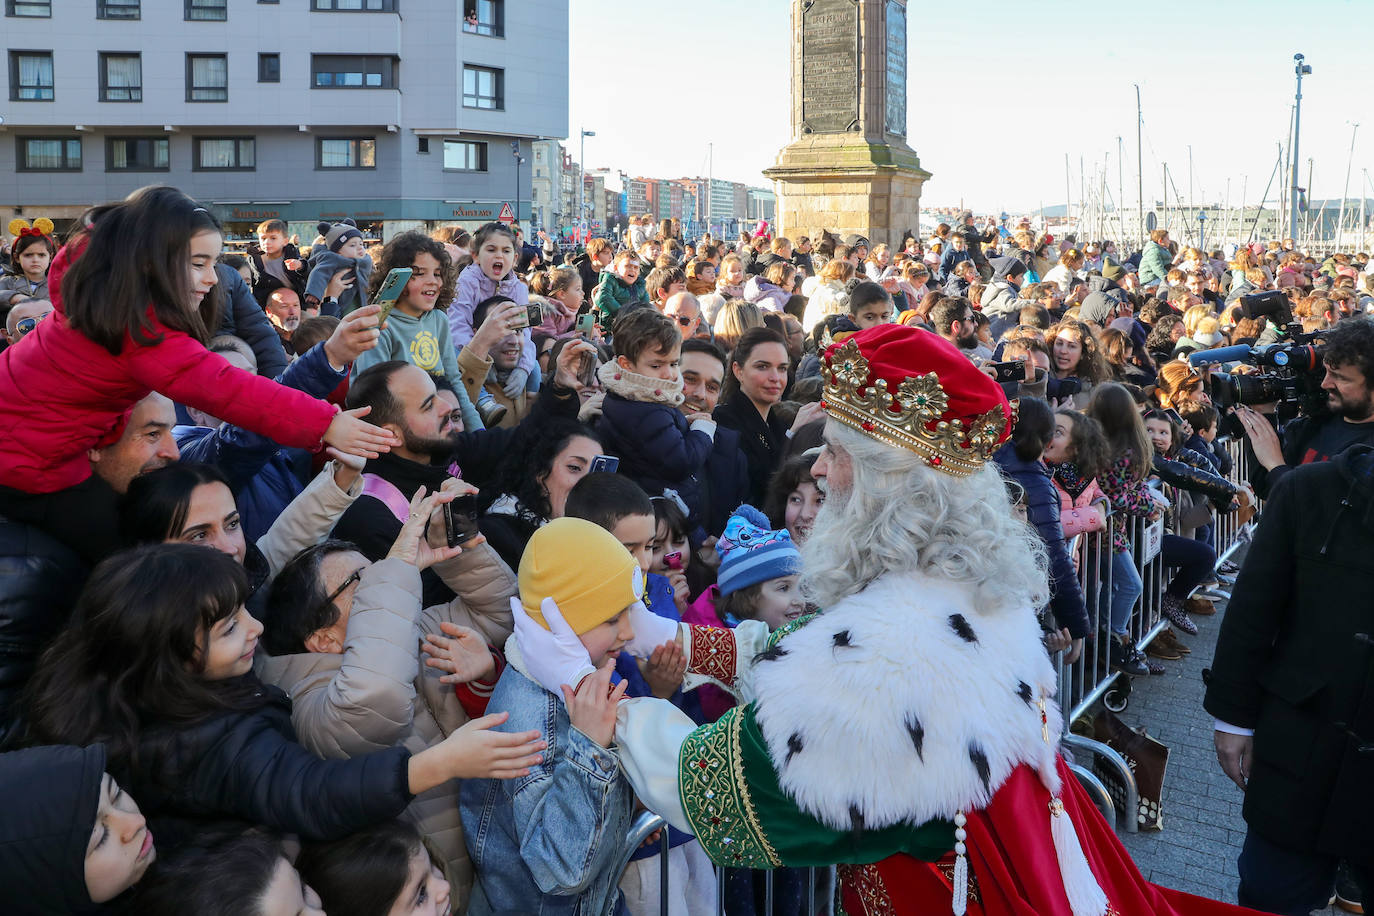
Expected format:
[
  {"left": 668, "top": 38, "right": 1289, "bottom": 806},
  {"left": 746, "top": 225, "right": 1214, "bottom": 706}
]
[
  {"left": 751, "top": 570, "right": 1062, "bottom": 831},
  {"left": 597, "top": 360, "right": 686, "bottom": 406}
]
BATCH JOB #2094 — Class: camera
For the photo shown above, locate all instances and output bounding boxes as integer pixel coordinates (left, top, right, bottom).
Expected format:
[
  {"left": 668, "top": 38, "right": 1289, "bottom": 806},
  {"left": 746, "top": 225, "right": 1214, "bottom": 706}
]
[{"left": 1190, "top": 332, "right": 1328, "bottom": 425}]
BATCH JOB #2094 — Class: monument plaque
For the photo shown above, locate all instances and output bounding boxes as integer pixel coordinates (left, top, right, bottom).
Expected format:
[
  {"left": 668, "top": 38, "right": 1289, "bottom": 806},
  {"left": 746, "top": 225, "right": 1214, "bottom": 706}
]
[
  {"left": 884, "top": 0, "right": 906, "bottom": 137},
  {"left": 800, "top": 0, "right": 860, "bottom": 134}
]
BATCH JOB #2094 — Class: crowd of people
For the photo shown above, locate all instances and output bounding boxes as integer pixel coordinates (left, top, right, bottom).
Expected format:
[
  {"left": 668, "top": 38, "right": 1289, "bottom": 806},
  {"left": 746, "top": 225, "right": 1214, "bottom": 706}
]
[{"left": 0, "top": 188, "right": 1370, "bottom": 916}]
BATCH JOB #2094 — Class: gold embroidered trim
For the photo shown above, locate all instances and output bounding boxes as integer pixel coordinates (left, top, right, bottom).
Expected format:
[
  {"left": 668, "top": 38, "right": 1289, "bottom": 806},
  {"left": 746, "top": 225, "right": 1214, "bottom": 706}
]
[
  {"left": 678, "top": 709, "right": 779, "bottom": 868},
  {"left": 688, "top": 624, "right": 737, "bottom": 686},
  {"left": 837, "top": 863, "right": 897, "bottom": 916}
]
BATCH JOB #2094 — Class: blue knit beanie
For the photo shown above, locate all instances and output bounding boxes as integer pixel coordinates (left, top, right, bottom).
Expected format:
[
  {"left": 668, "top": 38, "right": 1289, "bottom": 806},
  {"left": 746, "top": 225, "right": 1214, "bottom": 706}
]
[{"left": 716, "top": 505, "right": 802, "bottom": 597}]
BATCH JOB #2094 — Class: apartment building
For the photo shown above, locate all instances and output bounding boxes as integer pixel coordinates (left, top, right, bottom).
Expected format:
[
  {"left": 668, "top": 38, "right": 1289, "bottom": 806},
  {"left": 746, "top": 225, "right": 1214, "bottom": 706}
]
[{"left": 0, "top": 0, "right": 568, "bottom": 239}]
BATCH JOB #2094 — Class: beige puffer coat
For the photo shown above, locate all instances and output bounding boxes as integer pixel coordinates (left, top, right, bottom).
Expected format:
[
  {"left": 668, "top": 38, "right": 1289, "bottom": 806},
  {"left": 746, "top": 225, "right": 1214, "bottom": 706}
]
[{"left": 255, "top": 542, "right": 516, "bottom": 912}]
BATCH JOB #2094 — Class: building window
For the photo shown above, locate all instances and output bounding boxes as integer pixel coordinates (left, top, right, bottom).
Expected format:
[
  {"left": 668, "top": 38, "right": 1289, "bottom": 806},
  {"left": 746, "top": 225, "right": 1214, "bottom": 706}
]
[
  {"left": 185, "top": 0, "right": 226, "bottom": 19},
  {"left": 99, "top": 53, "right": 142, "bottom": 101},
  {"left": 462, "top": 65, "right": 502, "bottom": 110},
  {"left": 8, "top": 51, "right": 53, "bottom": 100},
  {"left": 98, "top": 0, "right": 140, "bottom": 18},
  {"left": 17, "top": 136, "right": 80, "bottom": 171},
  {"left": 443, "top": 139, "right": 487, "bottom": 171},
  {"left": 194, "top": 137, "right": 255, "bottom": 170},
  {"left": 311, "top": 54, "right": 396, "bottom": 89},
  {"left": 186, "top": 53, "right": 228, "bottom": 101},
  {"left": 5, "top": 0, "right": 50, "bottom": 15},
  {"left": 258, "top": 53, "right": 280, "bottom": 83},
  {"left": 318, "top": 137, "right": 375, "bottom": 169},
  {"left": 312, "top": 0, "right": 395, "bottom": 10},
  {"left": 106, "top": 136, "right": 168, "bottom": 171},
  {"left": 462, "top": 0, "right": 502, "bottom": 36}
]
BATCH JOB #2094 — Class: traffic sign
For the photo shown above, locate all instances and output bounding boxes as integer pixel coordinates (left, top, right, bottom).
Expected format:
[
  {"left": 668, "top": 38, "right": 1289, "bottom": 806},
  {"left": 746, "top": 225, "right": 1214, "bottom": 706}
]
[{"left": 498, "top": 202, "right": 515, "bottom": 224}]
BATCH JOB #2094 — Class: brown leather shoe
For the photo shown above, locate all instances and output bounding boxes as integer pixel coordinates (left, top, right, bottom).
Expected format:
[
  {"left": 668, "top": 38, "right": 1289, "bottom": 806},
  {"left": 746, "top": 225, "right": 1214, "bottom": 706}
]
[
  {"left": 1146, "top": 633, "right": 1182, "bottom": 660},
  {"left": 1185, "top": 597, "right": 1216, "bottom": 616},
  {"left": 1159, "top": 628, "right": 1191, "bottom": 655}
]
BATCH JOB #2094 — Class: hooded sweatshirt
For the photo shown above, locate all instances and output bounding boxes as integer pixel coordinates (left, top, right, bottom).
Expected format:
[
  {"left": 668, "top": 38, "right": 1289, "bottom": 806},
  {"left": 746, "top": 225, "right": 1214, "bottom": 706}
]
[{"left": 0, "top": 744, "right": 110, "bottom": 914}]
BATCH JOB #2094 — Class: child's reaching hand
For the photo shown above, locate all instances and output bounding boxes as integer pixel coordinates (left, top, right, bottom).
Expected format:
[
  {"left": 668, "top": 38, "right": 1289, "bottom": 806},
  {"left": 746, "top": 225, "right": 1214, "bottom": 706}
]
[
  {"left": 562, "top": 660, "right": 628, "bottom": 748},
  {"left": 422, "top": 621, "right": 496, "bottom": 684},
  {"left": 666, "top": 571, "right": 690, "bottom": 614},
  {"left": 638, "top": 640, "right": 686, "bottom": 699}
]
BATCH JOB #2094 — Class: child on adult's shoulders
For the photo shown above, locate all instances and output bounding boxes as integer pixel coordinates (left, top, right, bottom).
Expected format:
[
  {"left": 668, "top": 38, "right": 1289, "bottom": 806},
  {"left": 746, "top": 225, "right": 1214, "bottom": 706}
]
[{"left": 305, "top": 220, "right": 374, "bottom": 317}]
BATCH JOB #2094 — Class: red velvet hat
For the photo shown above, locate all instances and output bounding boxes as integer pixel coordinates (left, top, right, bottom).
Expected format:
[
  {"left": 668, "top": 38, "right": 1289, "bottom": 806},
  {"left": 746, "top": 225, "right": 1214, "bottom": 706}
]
[{"left": 819, "top": 324, "right": 1015, "bottom": 477}]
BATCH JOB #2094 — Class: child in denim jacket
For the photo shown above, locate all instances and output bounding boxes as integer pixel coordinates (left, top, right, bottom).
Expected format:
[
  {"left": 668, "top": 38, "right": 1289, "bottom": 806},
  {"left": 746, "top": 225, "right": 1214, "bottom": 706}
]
[{"left": 460, "top": 517, "right": 642, "bottom": 915}]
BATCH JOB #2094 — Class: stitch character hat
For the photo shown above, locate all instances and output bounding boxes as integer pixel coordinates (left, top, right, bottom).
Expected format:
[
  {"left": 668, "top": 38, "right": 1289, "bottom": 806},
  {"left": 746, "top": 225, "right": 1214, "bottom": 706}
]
[
  {"left": 715, "top": 505, "right": 802, "bottom": 597},
  {"left": 519, "top": 518, "right": 642, "bottom": 634}
]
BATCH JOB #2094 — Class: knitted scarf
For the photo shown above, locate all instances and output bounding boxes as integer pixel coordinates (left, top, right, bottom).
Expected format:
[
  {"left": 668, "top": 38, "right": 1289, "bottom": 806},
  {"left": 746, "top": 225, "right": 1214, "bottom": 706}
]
[{"left": 596, "top": 361, "right": 685, "bottom": 407}]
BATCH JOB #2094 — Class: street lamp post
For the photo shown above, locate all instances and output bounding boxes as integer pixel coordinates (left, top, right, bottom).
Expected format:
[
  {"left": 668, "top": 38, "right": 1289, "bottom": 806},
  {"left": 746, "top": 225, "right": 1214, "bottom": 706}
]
[
  {"left": 1198, "top": 209, "right": 1207, "bottom": 251},
  {"left": 511, "top": 140, "right": 525, "bottom": 228},
  {"left": 578, "top": 128, "right": 596, "bottom": 242},
  {"left": 1289, "top": 54, "right": 1312, "bottom": 248}
]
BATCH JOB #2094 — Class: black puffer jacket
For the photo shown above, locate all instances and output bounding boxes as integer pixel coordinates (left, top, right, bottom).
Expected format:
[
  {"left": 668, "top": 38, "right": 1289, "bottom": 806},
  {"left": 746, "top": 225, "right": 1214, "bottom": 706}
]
[
  {"left": 123, "top": 679, "right": 412, "bottom": 851},
  {"left": 214, "top": 263, "right": 289, "bottom": 380},
  {"left": 1151, "top": 448, "right": 1237, "bottom": 510},
  {"left": 1204, "top": 445, "right": 1374, "bottom": 856},
  {"left": 0, "top": 744, "right": 108, "bottom": 914},
  {"left": 992, "top": 443, "right": 1090, "bottom": 639},
  {"left": 0, "top": 519, "right": 87, "bottom": 748}
]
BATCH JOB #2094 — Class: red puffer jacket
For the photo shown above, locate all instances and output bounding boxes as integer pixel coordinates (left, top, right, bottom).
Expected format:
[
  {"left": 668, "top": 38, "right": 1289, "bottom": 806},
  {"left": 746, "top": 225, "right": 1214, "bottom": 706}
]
[{"left": 0, "top": 242, "right": 337, "bottom": 494}]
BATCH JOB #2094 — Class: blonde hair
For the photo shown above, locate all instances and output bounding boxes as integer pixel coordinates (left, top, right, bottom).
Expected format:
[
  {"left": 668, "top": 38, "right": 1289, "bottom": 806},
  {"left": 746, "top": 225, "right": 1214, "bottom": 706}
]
[
  {"left": 713, "top": 299, "right": 763, "bottom": 353},
  {"left": 801, "top": 421, "right": 1048, "bottom": 615},
  {"left": 1182, "top": 304, "right": 1213, "bottom": 338},
  {"left": 821, "top": 259, "right": 855, "bottom": 283}
]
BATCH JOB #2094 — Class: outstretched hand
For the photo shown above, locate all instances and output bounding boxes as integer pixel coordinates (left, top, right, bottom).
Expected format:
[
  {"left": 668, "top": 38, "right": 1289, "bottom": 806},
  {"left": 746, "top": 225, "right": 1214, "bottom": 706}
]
[
  {"left": 322, "top": 406, "right": 397, "bottom": 460},
  {"left": 422, "top": 621, "right": 497, "bottom": 684},
  {"left": 639, "top": 640, "right": 686, "bottom": 699},
  {"left": 387, "top": 487, "right": 465, "bottom": 570}
]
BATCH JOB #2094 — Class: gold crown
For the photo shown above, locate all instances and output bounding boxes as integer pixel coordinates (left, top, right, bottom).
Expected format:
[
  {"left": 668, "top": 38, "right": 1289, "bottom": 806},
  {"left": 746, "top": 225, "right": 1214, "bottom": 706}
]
[{"left": 819, "top": 339, "right": 1013, "bottom": 477}]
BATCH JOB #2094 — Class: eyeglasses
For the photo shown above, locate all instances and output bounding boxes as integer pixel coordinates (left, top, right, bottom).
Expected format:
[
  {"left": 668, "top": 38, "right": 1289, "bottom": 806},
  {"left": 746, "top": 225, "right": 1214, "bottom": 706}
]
[
  {"left": 14, "top": 314, "right": 46, "bottom": 338},
  {"left": 318, "top": 568, "right": 363, "bottom": 617}
]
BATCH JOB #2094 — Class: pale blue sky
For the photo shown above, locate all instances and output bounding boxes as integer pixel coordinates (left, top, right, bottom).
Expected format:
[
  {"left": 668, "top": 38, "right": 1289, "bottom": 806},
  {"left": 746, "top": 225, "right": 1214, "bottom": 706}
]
[{"left": 569, "top": 0, "right": 1374, "bottom": 213}]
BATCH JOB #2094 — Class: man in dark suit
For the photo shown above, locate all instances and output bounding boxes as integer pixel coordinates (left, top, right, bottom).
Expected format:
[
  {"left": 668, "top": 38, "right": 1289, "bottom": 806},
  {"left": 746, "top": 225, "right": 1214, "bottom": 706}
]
[{"left": 1204, "top": 444, "right": 1374, "bottom": 915}]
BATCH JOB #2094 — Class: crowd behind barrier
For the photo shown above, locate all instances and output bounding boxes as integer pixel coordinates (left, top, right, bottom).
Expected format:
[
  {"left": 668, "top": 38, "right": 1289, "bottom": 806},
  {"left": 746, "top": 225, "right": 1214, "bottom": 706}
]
[{"left": 2, "top": 195, "right": 1371, "bottom": 916}]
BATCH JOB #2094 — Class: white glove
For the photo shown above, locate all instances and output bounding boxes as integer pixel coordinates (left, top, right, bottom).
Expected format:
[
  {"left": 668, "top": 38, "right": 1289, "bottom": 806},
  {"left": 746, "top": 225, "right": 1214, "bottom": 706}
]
[
  {"left": 502, "top": 367, "right": 530, "bottom": 399},
  {"left": 510, "top": 596, "right": 595, "bottom": 697},
  {"left": 624, "top": 600, "right": 679, "bottom": 660}
]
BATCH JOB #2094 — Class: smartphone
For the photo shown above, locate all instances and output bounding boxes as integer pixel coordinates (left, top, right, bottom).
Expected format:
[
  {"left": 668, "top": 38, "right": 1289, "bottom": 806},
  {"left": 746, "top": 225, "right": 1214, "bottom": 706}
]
[
  {"left": 576, "top": 313, "right": 597, "bottom": 335},
  {"left": 512, "top": 302, "right": 544, "bottom": 330},
  {"left": 663, "top": 551, "right": 683, "bottom": 571},
  {"left": 589, "top": 455, "right": 619, "bottom": 475},
  {"left": 989, "top": 360, "right": 1028, "bottom": 384},
  {"left": 442, "top": 494, "right": 481, "bottom": 548},
  {"left": 373, "top": 267, "right": 413, "bottom": 327},
  {"left": 1163, "top": 407, "right": 1184, "bottom": 427}
]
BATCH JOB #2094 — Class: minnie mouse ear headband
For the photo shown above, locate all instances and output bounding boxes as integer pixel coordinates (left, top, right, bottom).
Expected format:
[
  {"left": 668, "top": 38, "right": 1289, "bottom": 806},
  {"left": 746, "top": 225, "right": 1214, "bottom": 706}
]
[
  {"left": 317, "top": 218, "right": 362, "bottom": 253},
  {"left": 8, "top": 218, "right": 54, "bottom": 240}
]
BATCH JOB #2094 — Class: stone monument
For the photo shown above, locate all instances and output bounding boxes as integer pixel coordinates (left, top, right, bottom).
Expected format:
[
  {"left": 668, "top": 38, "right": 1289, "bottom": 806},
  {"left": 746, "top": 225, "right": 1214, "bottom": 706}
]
[{"left": 762, "top": 0, "right": 930, "bottom": 245}]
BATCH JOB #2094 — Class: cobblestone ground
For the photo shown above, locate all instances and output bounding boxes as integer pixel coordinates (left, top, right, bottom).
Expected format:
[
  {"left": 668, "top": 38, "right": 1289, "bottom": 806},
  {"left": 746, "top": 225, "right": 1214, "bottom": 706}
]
[{"left": 1114, "top": 566, "right": 1341, "bottom": 915}]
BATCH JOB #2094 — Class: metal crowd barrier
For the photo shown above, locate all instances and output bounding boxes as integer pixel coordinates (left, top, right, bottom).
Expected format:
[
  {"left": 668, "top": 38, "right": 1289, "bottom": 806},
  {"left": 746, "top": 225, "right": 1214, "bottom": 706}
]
[{"left": 619, "top": 810, "right": 837, "bottom": 915}]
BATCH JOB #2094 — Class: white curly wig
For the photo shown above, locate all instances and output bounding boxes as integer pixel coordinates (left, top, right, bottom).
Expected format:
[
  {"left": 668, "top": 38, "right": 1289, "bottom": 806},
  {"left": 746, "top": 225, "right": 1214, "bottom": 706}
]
[{"left": 801, "top": 419, "right": 1049, "bottom": 616}]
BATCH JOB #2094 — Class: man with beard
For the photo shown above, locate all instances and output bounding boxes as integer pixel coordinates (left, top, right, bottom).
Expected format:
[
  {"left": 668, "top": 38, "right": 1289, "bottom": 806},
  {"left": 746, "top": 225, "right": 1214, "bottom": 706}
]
[
  {"left": 264, "top": 288, "right": 302, "bottom": 355},
  {"left": 931, "top": 296, "right": 991, "bottom": 361},
  {"left": 513, "top": 325, "right": 1255, "bottom": 916},
  {"left": 1234, "top": 316, "right": 1374, "bottom": 498},
  {"left": 678, "top": 338, "right": 750, "bottom": 538},
  {"left": 332, "top": 339, "right": 594, "bottom": 604}
]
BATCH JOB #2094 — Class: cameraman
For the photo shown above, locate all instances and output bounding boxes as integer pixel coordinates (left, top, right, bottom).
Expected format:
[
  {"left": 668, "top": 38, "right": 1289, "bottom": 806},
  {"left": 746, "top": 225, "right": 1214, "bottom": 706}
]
[{"left": 1236, "top": 316, "right": 1374, "bottom": 497}]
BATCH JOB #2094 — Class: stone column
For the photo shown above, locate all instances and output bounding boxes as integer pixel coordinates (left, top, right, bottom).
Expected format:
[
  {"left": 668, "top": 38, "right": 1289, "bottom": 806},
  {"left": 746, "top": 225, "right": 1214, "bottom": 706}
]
[{"left": 762, "top": 0, "right": 930, "bottom": 246}]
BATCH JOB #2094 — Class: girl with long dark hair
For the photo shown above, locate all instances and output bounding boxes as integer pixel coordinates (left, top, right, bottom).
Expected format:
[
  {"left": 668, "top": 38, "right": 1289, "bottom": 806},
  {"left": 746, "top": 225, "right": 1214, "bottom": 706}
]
[{"left": 0, "top": 187, "right": 394, "bottom": 563}]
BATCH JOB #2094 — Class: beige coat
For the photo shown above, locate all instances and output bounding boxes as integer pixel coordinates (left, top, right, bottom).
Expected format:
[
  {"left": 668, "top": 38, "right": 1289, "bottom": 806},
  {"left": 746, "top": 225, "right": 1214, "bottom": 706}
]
[{"left": 255, "top": 542, "right": 516, "bottom": 911}]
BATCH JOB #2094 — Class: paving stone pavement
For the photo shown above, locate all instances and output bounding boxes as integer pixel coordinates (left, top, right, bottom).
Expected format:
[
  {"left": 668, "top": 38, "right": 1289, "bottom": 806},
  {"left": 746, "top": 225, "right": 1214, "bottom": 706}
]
[{"left": 1111, "top": 567, "right": 1341, "bottom": 915}]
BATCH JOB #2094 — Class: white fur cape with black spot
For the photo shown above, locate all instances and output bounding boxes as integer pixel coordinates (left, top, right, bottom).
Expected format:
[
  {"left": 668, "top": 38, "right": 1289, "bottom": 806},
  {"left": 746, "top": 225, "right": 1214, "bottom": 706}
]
[{"left": 751, "top": 568, "right": 1064, "bottom": 832}]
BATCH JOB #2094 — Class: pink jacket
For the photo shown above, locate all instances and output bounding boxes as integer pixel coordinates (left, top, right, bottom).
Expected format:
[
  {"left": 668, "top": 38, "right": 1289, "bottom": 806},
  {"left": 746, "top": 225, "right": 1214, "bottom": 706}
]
[
  {"left": 0, "top": 242, "right": 337, "bottom": 493},
  {"left": 1053, "top": 477, "right": 1109, "bottom": 539}
]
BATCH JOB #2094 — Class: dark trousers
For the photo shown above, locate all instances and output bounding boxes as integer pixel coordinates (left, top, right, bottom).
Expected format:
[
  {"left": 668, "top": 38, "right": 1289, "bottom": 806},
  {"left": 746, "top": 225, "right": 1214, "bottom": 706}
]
[
  {"left": 0, "top": 476, "right": 124, "bottom": 566},
  {"left": 1238, "top": 828, "right": 1371, "bottom": 916},
  {"left": 1161, "top": 533, "right": 1214, "bottom": 599}
]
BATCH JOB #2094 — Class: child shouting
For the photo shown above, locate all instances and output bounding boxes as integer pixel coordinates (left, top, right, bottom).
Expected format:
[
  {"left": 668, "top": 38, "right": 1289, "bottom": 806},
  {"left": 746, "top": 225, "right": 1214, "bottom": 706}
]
[
  {"left": 595, "top": 309, "right": 715, "bottom": 522},
  {"left": 448, "top": 222, "right": 537, "bottom": 417},
  {"left": 459, "top": 517, "right": 638, "bottom": 915}
]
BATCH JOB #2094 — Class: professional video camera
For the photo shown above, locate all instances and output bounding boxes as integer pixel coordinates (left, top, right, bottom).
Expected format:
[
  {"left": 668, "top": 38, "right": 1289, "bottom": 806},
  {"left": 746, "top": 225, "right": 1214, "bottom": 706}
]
[{"left": 1187, "top": 292, "right": 1328, "bottom": 424}]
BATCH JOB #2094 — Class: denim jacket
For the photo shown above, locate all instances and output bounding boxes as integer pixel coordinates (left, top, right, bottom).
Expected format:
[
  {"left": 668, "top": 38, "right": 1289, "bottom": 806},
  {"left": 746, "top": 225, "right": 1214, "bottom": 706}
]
[{"left": 460, "top": 661, "right": 634, "bottom": 915}]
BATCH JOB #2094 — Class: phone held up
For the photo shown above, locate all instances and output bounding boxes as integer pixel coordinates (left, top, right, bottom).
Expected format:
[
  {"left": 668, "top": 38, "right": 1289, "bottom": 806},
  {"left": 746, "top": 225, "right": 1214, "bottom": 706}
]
[
  {"left": 589, "top": 455, "right": 619, "bottom": 475},
  {"left": 372, "top": 267, "right": 413, "bottom": 328},
  {"left": 443, "top": 495, "right": 481, "bottom": 549}
]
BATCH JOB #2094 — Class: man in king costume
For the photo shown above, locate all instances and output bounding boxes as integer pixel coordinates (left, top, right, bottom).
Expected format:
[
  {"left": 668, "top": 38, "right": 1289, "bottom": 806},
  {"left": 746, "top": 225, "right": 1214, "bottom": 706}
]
[{"left": 514, "top": 324, "right": 1261, "bottom": 915}]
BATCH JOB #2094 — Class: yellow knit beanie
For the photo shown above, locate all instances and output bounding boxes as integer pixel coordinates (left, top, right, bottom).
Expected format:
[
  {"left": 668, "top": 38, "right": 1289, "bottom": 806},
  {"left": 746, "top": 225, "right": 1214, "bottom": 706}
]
[{"left": 518, "top": 518, "right": 642, "bottom": 634}]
